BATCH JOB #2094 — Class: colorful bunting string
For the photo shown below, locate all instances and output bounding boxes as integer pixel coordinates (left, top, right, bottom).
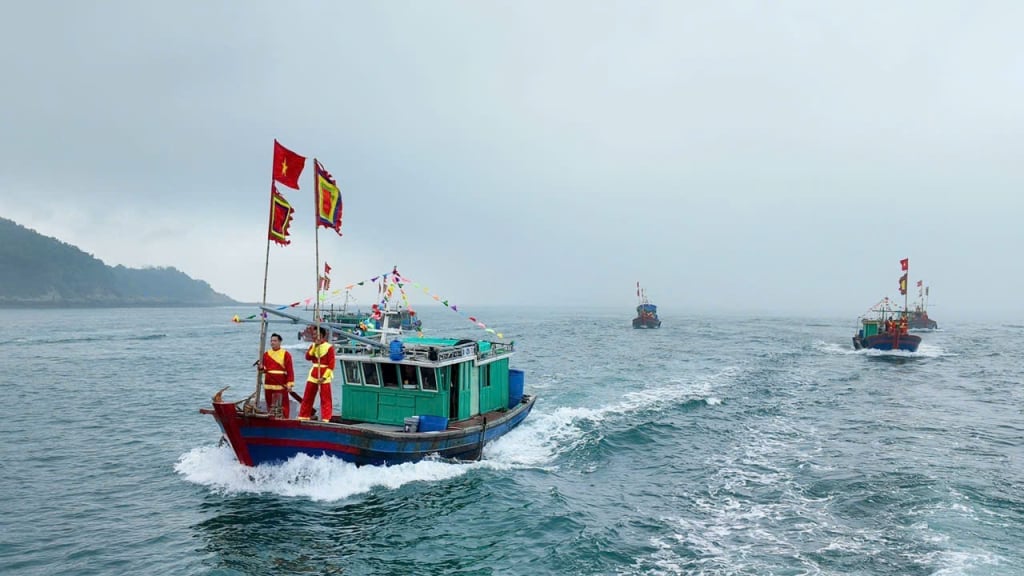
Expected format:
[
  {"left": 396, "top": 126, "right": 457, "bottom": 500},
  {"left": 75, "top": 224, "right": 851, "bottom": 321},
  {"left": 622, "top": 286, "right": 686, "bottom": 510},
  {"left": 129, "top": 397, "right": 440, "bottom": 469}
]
[{"left": 232, "top": 267, "right": 505, "bottom": 338}]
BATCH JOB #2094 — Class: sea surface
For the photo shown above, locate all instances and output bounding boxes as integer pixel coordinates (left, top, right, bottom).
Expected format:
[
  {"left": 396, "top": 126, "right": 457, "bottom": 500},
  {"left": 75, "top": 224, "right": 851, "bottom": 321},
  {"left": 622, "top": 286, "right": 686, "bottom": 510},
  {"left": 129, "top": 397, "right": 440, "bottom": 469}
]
[{"left": 1, "top": 306, "right": 1022, "bottom": 575}]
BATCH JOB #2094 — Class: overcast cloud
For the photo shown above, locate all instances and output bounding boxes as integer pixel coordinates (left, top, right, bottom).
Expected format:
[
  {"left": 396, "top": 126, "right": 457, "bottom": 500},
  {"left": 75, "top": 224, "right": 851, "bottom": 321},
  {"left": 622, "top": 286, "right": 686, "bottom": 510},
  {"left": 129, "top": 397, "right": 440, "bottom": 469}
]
[{"left": 1, "top": 1, "right": 1021, "bottom": 320}]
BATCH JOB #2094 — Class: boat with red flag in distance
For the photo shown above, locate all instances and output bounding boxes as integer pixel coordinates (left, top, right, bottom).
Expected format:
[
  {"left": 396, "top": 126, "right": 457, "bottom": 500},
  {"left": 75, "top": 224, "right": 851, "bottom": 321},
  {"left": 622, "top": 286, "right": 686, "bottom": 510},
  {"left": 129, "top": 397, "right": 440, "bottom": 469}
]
[
  {"left": 632, "top": 282, "right": 662, "bottom": 329},
  {"left": 851, "top": 258, "right": 923, "bottom": 352}
]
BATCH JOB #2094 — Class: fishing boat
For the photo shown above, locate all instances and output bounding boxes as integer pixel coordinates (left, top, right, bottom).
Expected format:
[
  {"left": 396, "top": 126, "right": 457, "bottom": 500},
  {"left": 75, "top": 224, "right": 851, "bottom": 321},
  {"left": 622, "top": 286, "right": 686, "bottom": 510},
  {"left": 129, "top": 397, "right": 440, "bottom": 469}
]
[
  {"left": 298, "top": 290, "right": 364, "bottom": 338},
  {"left": 907, "top": 283, "right": 938, "bottom": 330},
  {"left": 204, "top": 308, "right": 534, "bottom": 466},
  {"left": 299, "top": 306, "right": 421, "bottom": 341},
  {"left": 852, "top": 298, "right": 922, "bottom": 352},
  {"left": 851, "top": 259, "right": 922, "bottom": 352},
  {"left": 908, "top": 308, "right": 938, "bottom": 331},
  {"left": 632, "top": 282, "right": 662, "bottom": 329},
  {"left": 297, "top": 306, "right": 420, "bottom": 338},
  {"left": 204, "top": 142, "right": 533, "bottom": 467}
]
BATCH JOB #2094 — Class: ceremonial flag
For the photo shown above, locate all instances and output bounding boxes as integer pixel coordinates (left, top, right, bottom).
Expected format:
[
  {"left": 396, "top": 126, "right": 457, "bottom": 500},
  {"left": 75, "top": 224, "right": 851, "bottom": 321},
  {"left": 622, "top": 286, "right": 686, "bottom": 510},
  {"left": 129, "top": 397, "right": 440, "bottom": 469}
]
[
  {"left": 268, "top": 185, "right": 294, "bottom": 246},
  {"left": 272, "top": 140, "right": 306, "bottom": 189},
  {"left": 925, "top": 287, "right": 929, "bottom": 296},
  {"left": 900, "top": 258, "right": 909, "bottom": 271},
  {"left": 899, "top": 273, "right": 908, "bottom": 295},
  {"left": 636, "top": 281, "right": 640, "bottom": 297},
  {"left": 319, "top": 262, "right": 331, "bottom": 291},
  {"left": 916, "top": 280, "right": 923, "bottom": 287},
  {"left": 315, "top": 160, "right": 343, "bottom": 236}
]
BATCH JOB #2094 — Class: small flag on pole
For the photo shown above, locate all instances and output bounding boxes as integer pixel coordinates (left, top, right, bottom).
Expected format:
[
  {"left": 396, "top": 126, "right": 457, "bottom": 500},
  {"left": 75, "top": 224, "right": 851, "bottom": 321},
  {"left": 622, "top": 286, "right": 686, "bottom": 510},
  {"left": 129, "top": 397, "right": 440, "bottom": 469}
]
[
  {"left": 899, "top": 273, "right": 908, "bottom": 295},
  {"left": 900, "top": 258, "right": 909, "bottom": 271}
]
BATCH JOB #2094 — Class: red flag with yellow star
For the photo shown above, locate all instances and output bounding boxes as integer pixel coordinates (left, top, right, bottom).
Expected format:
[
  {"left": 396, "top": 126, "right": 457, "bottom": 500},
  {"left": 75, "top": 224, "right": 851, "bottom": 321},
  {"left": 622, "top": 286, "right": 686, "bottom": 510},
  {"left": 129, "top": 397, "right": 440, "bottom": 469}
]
[{"left": 272, "top": 139, "right": 306, "bottom": 189}]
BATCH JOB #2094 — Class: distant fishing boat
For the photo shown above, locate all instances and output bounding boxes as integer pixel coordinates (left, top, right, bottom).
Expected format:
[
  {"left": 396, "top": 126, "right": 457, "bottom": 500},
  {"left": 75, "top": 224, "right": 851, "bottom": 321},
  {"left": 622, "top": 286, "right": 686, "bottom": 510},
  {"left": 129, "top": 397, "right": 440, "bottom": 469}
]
[
  {"left": 907, "top": 282, "right": 938, "bottom": 330},
  {"left": 632, "top": 282, "right": 662, "bottom": 329},
  {"left": 297, "top": 294, "right": 422, "bottom": 342},
  {"left": 205, "top": 142, "right": 533, "bottom": 467},
  {"left": 852, "top": 298, "right": 921, "bottom": 352},
  {"left": 298, "top": 290, "right": 364, "bottom": 341},
  {"left": 852, "top": 258, "right": 922, "bottom": 352}
]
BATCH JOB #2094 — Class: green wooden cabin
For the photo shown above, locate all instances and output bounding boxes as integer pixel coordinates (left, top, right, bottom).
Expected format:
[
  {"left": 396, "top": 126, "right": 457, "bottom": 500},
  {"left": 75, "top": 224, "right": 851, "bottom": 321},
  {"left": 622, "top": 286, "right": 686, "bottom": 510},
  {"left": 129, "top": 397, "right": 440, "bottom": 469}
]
[
  {"left": 860, "top": 319, "right": 880, "bottom": 338},
  {"left": 336, "top": 337, "right": 514, "bottom": 426}
]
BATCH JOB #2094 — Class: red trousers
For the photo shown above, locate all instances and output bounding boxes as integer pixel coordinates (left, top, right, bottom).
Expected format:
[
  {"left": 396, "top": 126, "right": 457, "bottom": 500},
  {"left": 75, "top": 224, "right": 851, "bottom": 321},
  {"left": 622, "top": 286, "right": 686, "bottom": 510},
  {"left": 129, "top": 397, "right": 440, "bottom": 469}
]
[
  {"left": 298, "top": 380, "right": 333, "bottom": 421},
  {"left": 264, "top": 389, "right": 290, "bottom": 418}
]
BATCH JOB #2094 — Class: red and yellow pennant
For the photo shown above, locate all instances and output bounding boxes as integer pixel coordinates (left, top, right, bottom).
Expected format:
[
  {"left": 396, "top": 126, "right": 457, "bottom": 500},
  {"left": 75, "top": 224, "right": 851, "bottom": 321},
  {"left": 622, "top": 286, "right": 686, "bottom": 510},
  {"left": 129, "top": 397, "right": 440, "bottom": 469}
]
[
  {"left": 268, "top": 185, "right": 294, "bottom": 246},
  {"left": 315, "top": 160, "right": 343, "bottom": 236}
]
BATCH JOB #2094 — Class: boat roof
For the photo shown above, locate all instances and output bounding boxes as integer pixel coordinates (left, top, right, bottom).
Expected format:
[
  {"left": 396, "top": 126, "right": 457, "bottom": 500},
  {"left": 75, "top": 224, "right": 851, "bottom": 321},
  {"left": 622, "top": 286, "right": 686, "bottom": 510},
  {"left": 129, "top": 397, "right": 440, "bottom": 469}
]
[
  {"left": 336, "top": 336, "right": 511, "bottom": 366},
  {"left": 401, "top": 337, "right": 493, "bottom": 353}
]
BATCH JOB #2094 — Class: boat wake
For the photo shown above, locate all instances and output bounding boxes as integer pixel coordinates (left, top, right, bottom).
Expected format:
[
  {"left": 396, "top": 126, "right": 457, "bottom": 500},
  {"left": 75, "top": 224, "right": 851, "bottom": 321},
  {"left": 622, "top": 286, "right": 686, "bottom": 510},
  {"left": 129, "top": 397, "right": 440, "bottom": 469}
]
[
  {"left": 861, "top": 343, "right": 947, "bottom": 359},
  {"left": 814, "top": 340, "right": 949, "bottom": 358},
  {"left": 486, "top": 368, "right": 737, "bottom": 466},
  {"left": 175, "top": 417, "right": 559, "bottom": 502},
  {"left": 175, "top": 445, "right": 479, "bottom": 501}
]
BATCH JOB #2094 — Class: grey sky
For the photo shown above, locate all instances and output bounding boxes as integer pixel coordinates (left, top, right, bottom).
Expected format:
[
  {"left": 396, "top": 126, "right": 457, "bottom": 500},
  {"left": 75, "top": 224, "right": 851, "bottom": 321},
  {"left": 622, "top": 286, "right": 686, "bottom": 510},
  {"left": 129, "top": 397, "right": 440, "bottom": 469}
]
[{"left": 2, "top": 2, "right": 1022, "bottom": 320}]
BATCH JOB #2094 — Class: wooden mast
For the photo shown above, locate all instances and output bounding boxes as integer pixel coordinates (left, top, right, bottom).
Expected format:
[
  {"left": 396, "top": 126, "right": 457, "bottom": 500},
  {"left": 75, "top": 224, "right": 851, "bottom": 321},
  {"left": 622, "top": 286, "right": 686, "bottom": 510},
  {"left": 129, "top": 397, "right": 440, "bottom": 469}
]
[
  {"left": 254, "top": 146, "right": 278, "bottom": 402},
  {"left": 313, "top": 158, "right": 322, "bottom": 339}
]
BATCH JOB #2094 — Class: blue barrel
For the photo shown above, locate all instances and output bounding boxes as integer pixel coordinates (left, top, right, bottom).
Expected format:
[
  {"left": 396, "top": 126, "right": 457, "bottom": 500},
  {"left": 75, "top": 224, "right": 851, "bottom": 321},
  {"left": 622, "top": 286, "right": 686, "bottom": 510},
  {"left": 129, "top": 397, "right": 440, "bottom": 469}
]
[
  {"left": 418, "top": 414, "right": 448, "bottom": 432},
  {"left": 389, "top": 339, "right": 404, "bottom": 361},
  {"left": 508, "top": 369, "right": 525, "bottom": 408}
]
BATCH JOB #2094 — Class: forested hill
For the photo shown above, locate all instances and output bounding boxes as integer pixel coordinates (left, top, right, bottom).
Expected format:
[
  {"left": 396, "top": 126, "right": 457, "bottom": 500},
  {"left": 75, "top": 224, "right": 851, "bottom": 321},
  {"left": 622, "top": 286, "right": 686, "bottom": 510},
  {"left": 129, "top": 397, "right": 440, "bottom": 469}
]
[{"left": 0, "top": 217, "right": 237, "bottom": 307}]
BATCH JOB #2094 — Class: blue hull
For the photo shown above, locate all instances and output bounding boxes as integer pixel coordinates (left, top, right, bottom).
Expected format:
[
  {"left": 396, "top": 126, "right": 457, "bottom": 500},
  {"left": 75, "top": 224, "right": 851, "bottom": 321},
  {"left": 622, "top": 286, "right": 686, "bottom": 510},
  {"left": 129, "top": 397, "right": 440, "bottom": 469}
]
[
  {"left": 853, "top": 333, "right": 922, "bottom": 352},
  {"left": 209, "top": 396, "right": 536, "bottom": 467},
  {"left": 632, "top": 318, "right": 661, "bottom": 329}
]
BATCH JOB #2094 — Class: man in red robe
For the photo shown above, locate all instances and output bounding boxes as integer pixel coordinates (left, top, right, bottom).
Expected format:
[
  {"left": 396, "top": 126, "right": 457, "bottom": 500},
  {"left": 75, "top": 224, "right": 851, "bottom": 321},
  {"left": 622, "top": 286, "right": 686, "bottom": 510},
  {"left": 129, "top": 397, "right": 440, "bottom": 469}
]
[
  {"left": 299, "top": 327, "right": 336, "bottom": 422},
  {"left": 260, "top": 333, "right": 295, "bottom": 418}
]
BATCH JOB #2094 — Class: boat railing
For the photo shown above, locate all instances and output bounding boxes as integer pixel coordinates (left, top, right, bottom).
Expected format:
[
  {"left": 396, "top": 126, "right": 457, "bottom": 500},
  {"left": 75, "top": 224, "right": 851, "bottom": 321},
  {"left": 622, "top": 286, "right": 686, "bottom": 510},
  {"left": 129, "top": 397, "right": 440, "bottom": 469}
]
[
  {"left": 335, "top": 339, "right": 513, "bottom": 363},
  {"left": 480, "top": 341, "right": 515, "bottom": 359}
]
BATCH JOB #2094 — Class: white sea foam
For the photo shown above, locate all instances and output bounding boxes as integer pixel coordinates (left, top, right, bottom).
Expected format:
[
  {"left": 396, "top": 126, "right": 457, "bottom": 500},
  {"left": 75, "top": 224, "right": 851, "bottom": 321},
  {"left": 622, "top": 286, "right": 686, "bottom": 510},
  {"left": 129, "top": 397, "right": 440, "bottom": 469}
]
[
  {"left": 927, "top": 549, "right": 1004, "bottom": 575},
  {"left": 814, "top": 339, "right": 950, "bottom": 358},
  {"left": 175, "top": 444, "right": 478, "bottom": 501},
  {"left": 175, "top": 405, "right": 571, "bottom": 500},
  {"left": 481, "top": 406, "right": 587, "bottom": 467},
  {"left": 860, "top": 345, "right": 945, "bottom": 359}
]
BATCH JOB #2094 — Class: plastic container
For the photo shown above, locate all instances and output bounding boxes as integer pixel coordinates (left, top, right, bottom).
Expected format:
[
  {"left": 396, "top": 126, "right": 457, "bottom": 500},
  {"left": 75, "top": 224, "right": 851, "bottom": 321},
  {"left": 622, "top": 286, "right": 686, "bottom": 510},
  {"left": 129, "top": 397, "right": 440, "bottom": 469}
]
[
  {"left": 508, "top": 369, "right": 525, "bottom": 408},
  {"left": 389, "top": 339, "right": 404, "bottom": 361},
  {"left": 403, "top": 416, "right": 419, "bottom": 433},
  {"left": 417, "top": 414, "right": 449, "bottom": 432}
]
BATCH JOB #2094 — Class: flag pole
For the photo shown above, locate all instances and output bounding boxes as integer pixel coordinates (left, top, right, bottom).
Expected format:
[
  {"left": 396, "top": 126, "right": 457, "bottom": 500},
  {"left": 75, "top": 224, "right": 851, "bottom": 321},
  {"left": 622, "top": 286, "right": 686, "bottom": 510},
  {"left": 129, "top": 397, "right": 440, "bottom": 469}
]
[
  {"left": 254, "top": 156, "right": 277, "bottom": 403},
  {"left": 313, "top": 158, "right": 322, "bottom": 336}
]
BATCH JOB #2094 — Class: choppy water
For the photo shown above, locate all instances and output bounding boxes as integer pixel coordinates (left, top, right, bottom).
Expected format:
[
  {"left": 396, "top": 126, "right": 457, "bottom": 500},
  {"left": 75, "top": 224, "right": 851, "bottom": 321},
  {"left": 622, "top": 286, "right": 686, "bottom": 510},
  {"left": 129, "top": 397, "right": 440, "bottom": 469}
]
[{"left": 1, "top": 307, "right": 1022, "bottom": 575}]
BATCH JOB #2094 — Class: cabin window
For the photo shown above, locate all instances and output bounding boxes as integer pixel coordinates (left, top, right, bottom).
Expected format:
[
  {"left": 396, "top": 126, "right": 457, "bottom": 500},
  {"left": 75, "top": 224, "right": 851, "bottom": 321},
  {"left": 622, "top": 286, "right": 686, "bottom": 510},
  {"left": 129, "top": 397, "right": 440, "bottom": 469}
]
[
  {"left": 437, "top": 366, "right": 450, "bottom": 391},
  {"left": 479, "top": 365, "right": 491, "bottom": 388},
  {"left": 342, "top": 361, "right": 363, "bottom": 385},
  {"left": 362, "top": 363, "right": 380, "bottom": 387},
  {"left": 381, "top": 363, "right": 401, "bottom": 388},
  {"left": 400, "top": 364, "right": 418, "bottom": 389},
  {"left": 420, "top": 367, "right": 438, "bottom": 392}
]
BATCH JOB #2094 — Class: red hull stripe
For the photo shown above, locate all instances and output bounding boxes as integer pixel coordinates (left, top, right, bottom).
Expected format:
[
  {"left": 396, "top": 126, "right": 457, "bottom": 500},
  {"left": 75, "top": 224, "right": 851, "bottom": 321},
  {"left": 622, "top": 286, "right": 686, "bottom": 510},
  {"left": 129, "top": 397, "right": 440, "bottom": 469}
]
[{"left": 246, "top": 437, "right": 362, "bottom": 455}]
